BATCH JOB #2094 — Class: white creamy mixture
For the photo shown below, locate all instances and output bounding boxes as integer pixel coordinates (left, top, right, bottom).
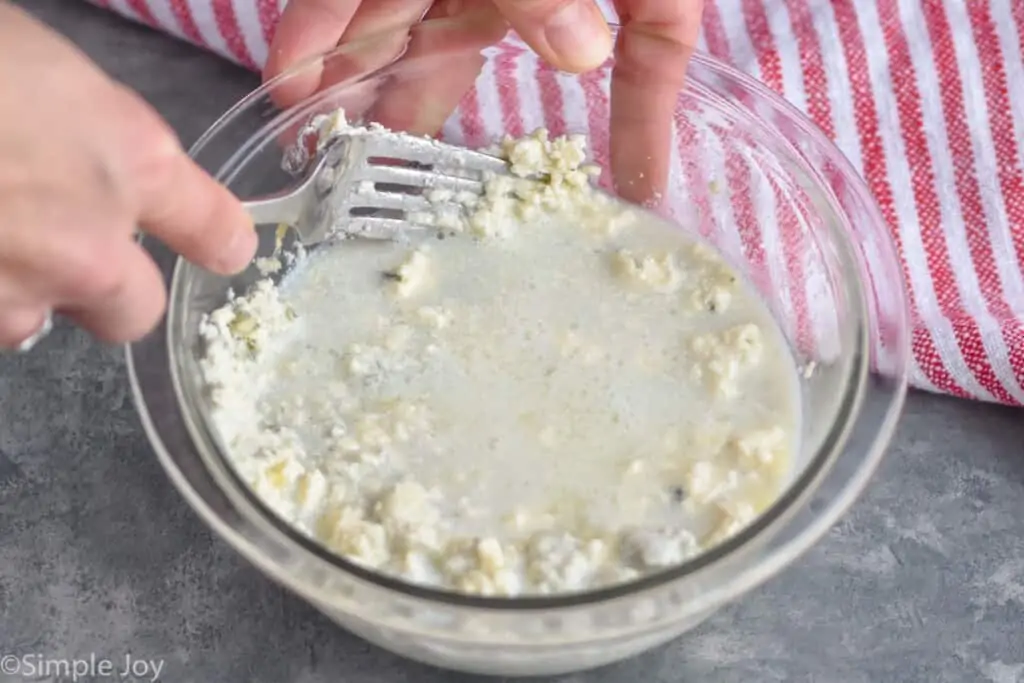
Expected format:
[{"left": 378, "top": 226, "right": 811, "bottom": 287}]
[{"left": 199, "top": 120, "right": 801, "bottom": 596}]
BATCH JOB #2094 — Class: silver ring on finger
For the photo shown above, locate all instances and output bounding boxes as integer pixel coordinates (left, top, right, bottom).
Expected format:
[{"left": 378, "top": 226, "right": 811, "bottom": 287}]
[{"left": 4, "top": 309, "right": 53, "bottom": 354}]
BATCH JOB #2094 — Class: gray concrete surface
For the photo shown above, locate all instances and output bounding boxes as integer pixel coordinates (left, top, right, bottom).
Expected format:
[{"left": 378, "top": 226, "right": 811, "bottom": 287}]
[{"left": 2, "top": 1, "right": 1024, "bottom": 681}]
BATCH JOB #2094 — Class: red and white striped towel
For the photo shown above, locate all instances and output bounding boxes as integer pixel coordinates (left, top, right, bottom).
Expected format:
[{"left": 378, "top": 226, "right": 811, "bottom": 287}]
[{"left": 89, "top": 0, "right": 1024, "bottom": 406}]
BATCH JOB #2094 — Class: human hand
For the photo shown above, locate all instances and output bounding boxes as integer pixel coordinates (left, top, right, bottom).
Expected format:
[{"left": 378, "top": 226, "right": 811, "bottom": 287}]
[
  {"left": 264, "top": 0, "right": 509, "bottom": 137},
  {"left": 266, "top": 0, "right": 703, "bottom": 203},
  {"left": 608, "top": 0, "right": 703, "bottom": 203},
  {"left": 0, "top": 2, "right": 257, "bottom": 350}
]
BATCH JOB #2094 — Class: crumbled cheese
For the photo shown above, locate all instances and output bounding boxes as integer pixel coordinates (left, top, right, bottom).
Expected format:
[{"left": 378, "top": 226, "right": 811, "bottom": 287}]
[
  {"left": 526, "top": 532, "right": 604, "bottom": 593},
  {"left": 683, "top": 460, "right": 741, "bottom": 503},
  {"left": 476, "top": 537, "right": 506, "bottom": 573},
  {"left": 314, "top": 109, "right": 350, "bottom": 144},
  {"left": 730, "top": 426, "right": 787, "bottom": 467},
  {"left": 621, "top": 527, "right": 700, "bottom": 569},
  {"left": 704, "top": 500, "right": 759, "bottom": 546},
  {"left": 612, "top": 249, "right": 685, "bottom": 293},
  {"left": 374, "top": 481, "right": 439, "bottom": 536},
  {"left": 388, "top": 249, "right": 431, "bottom": 299},
  {"left": 460, "top": 128, "right": 628, "bottom": 240},
  {"left": 255, "top": 256, "right": 283, "bottom": 275},
  {"left": 330, "top": 518, "right": 391, "bottom": 568},
  {"left": 690, "top": 323, "right": 765, "bottom": 396},
  {"left": 801, "top": 361, "right": 817, "bottom": 379},
  {"left": 199, "top": 117, "right": 799, "bottom": 597}
]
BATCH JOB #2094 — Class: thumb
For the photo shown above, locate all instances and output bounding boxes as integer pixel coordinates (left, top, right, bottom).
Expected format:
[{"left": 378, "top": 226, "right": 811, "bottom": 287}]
[{"left": 490, "top": 0, "right": 612, "bottom": 73}]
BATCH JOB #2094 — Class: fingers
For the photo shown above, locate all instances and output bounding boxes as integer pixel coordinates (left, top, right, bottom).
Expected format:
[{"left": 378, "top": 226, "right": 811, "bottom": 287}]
[
  {"left": 0, "top": 308, "right": 49, "bottom": 351},
  {"left": 264, "top": 0, "right": 501, "bottom": 148},
  {"left": 315, "top": 26, "right": 416, "bottom": 112},
  {"left": 610, "top": 0, "right": 703, "bottom": 204},
  {"left": 317, "top": 0, "right": 431, "bottom": 93},
  {"left": 369, "top": 53, "right": 486, "bottom": 137},
  {"left": 265, "top": 0, "right": 362, "bottom": 83},
  {"left": 134, "top": 150, "right": 257, "bottom": 275},
  {"left": 0, "top": 8, "right": 248, "bottom": 347},
  {"left": 490, "top": 0, "right": 612, "bottom": 73},
  {"left": 265, "top": 0, "right": 426, "bottom": 109},
  {"left": 0, "top": 210, "right": 166, "bottom": 344},
  {"left": 103, "top": 86, "right": 257, "bottom": 275},
  {"left": 264, "top": 0, "right": 426, "bottom": 112},
  {"left": 367, "top": 1, "right": 507, "bottom": 135},
  {"left": 61, "top": 241, "right": 167, "bottom": 343},
  {"left": 342, "top": 0, "right": 433, "bottom": 39}
]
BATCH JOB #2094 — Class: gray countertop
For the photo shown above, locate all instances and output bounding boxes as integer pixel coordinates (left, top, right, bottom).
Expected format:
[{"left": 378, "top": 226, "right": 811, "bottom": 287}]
[{"left": 3, "top": 2, "right": 1024, "bottom": 681}]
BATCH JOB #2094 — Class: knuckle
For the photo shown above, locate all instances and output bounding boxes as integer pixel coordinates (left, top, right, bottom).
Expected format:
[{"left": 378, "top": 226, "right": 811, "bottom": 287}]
[
  {"left": 77, "top": 263, "right": 166, "bottom": 344},
  {"left": 0, "top": 186, "right": 69, "bottom": 268},
  {"left": 65, "top": 244, "right": 126, "bottom": 302},
  {"left": 140, "top": 121, "right": 182, "bottom": 170},
  {"left": 134, "top": 130, "right": 182, "bottom": 191},
  {"left": 110, "top": 88, "right": 183, "bottom": 187}
]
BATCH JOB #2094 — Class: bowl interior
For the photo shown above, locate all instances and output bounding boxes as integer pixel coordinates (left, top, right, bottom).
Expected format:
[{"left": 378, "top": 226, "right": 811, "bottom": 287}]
[{"left": 150, "top": 25, "right": 904, "bottom": 610}]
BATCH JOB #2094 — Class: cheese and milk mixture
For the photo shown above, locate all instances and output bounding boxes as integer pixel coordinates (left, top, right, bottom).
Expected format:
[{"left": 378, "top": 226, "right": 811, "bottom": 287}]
[{"left": 199, "top": 120, "right": 801, "bottom": 596}]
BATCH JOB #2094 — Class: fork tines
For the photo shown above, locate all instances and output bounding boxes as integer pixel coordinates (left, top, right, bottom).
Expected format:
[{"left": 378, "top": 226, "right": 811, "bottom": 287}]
[{"left": 335, "top": 130, "right": 508, "bottom": 239}]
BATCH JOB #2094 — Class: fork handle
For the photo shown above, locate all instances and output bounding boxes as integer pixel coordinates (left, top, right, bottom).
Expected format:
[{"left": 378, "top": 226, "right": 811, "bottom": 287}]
[{"left": 243, "top": 194, "right": 305, "bottom": 227}]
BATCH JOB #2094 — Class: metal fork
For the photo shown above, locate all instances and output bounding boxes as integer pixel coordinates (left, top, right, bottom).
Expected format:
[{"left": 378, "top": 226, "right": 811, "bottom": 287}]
[{"left": 243, "top": 130, "right": 509, "bottom": 245}]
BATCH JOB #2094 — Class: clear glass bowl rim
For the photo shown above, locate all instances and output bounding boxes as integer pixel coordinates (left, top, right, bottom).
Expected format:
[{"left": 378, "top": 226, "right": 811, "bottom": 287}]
[{"left": 128, "top": 23, "right": 909, "bottom": 614}]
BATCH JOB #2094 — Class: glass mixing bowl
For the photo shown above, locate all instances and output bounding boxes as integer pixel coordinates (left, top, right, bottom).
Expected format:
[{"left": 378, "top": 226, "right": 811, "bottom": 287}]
[{"left": 127, "top": 20, "right": 909, "bottom": 677}]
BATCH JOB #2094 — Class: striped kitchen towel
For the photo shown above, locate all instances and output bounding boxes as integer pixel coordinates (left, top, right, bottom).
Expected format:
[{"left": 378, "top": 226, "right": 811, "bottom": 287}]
[{"left": 89, "top": 0, "right": 1024, "bottom": 406}]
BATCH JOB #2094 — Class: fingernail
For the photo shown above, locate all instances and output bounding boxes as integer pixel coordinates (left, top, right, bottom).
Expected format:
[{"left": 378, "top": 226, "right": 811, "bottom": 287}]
[
  {"left": 544, "top": 0, "right": 612, "bottom": 72},
  {"left": 222, "top": 221, "right": 259, "bottom": 273}
]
